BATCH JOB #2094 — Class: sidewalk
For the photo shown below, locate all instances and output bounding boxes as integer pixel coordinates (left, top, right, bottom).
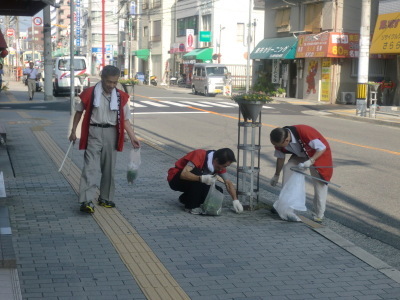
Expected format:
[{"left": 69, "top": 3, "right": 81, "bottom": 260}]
[{"left": 1, "top": 78, "right": 400, "bottom": 299}]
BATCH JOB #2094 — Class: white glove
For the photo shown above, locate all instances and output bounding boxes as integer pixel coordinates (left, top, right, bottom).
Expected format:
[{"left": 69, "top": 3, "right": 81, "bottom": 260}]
[
  {"left": 298, "top": 160, "right": 312, "bottom": 170},
  {"left": 201, "top": 175, "right": 217, "bottom": 185},
  {"left": 232, "top": 200, "right": 243, "bottom": 213},
  {"left": 270, "top": 174, "right": 280, "bottom": 186}
]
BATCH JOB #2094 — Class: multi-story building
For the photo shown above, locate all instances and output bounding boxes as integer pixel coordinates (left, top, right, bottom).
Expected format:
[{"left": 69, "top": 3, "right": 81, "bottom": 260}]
[{"left": 252, "top": 0, "right": 399, "bottom": 106}]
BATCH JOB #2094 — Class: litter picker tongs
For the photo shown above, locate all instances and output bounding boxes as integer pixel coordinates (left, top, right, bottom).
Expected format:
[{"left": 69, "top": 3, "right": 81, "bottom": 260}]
[
  {"left": 290, "top": 166, "right": 341, "bottom": 188},
  {"left": 58, "top": 141, "right": 74, "bottom": 172}
]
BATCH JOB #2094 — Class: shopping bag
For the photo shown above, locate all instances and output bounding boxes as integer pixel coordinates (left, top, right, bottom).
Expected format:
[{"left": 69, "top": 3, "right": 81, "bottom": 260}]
[
  {"left": 273, "top": 172, "right": 307, "bottom": 221},
  {"left": 127, "top": 148, "right": 141, "bottom": 184},
  {"left": 201, "top": 183, "right": 224, "bottom": 216}
]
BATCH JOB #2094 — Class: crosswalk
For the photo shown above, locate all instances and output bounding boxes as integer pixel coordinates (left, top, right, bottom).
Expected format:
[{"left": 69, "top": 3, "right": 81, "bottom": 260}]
[{"left": 130, "top": 100, "right": 273, "bottom": 109}]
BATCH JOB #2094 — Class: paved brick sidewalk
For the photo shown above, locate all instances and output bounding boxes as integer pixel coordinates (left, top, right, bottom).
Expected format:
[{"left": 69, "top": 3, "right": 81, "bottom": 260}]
[{"left": 1, "top": 79, "right": 400, "bottom": 299}]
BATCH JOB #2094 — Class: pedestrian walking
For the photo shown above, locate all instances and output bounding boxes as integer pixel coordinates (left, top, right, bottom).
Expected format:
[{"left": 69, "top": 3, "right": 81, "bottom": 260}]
[
  {"left": 22, "top": 62, "right": 40, "bottom": 100},
  {"left": 269, "top": 125, "right": 333, "bottom": 223},
  {"left": 167, "top": 148, "right": 243, "bottom": 214},
  {"left": 69, "top": 65, "right": 140, "bottom": 213}
]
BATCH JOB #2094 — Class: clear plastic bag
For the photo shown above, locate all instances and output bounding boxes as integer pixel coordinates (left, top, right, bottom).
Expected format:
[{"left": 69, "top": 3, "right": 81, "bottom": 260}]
[
  {"left": 127, "top": 148, "right": 141, "bottom": 184},
  {"left": 273, "top": 172, "right": 307, "bottom": 222},
  {"left": 201, "top": 183, "right": 224, "bottom": 216}
]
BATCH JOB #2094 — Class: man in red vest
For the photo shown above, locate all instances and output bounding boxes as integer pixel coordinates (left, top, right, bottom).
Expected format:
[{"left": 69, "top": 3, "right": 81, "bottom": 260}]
[
  {"left": 167, "top": 148, "right": 243, "bottom": 215},
  {"left": 270, "top": 125, "right": 333, "bottom": 223},
  {"left": 69, "top": 65, "right": 140, "bottom": 213}
]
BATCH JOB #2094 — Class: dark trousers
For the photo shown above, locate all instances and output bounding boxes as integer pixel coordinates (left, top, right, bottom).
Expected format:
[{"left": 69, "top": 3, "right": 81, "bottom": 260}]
[{"left": 169, "top": 169, "right": 222, "bottom": 209}]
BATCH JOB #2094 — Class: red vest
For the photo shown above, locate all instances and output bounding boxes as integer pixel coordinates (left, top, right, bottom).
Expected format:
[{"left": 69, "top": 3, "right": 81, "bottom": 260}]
[
  {"left": 167, "top": 149, "right": 227, "bottom": 182},
  {"left": 78, "top": 86, "right": 129, "bottom": 152},
  {"left": 276, "top": 125, "right": 333, "bottom": 181}
]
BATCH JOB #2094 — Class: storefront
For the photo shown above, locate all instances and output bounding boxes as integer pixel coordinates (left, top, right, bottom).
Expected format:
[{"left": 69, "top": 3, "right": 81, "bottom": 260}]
[
  {"left": 370, "top": 12, "right": 400, "bottom": 106},
  {"left": 250, "top": 36, "right": 298, "bottom": 98},
  {"left": 295, "top": 32, "right": 360, "bottom": 103},
  {"left": 181, "top": 48, "right": 213, "bottom": 86}
]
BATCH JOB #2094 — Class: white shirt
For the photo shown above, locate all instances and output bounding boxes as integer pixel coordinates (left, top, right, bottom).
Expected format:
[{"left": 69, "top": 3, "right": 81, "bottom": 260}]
[
  {"left": 274, "top": 129, "right": 326, "bottom": 159},
  {"left": 23, "top": 67, "right": 39, "bottom": 79}
]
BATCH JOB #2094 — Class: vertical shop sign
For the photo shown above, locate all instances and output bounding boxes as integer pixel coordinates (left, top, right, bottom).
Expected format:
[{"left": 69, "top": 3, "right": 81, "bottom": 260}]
[
  {"left": 320, "top": 58, "right": 331, "bottom": 102},
  {"left": 272, "top": 60, "right": 280, "bottom": 83},
  {"left": 186, "top": 29, "right": 195, "bottom": 52},
  {"left": 76, "top": 0, "right": 81, "bottom": 46}
]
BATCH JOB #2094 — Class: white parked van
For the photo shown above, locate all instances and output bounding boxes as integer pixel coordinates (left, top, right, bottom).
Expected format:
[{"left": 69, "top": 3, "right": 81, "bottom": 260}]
[
  {"left": 53, "top": 56, "right": 89, "bottom": 96},
  {"left": 191, "top": 63, "right": 229, "bottom": 97}
]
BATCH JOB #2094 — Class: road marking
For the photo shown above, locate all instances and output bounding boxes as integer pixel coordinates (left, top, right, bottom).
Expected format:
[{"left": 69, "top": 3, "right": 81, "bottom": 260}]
[
  {"left": 158, "top": 101, "right": 189, "bottom": 107},
  {"left": 33, "top": 129, "right": 191, "bottom": 300},
  {"left": 134, "top": 111, "right": 208, "bottom": 115},
  {"left": 131, "top": 102, "right": 146, "bottom": 107},
  {"left": 220, "top": 102, "right": 238, "bottom": 107},
  {"left": 140, "top": 101, "right": 169, "bottom": 107},
  {"left": 179, "top": 101, "right": 211, "bottom": 107},
  {"left": 133, "top": 93, "right": 400, "bottom": 156},
  {"left": 199, "top": 101, "right": 231, "bottom": 107}
]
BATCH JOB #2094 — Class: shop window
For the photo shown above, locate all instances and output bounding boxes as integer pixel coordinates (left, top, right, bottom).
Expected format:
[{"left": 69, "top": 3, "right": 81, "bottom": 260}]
[
  {"left": 304, "top": 2, "right": 323, "bottom": 33},
  {"left": 177, "top": 16, "right": 198, "bottom": 37},
  {"left": 152, "top": 0, "right": 161, "bottom": 8},
  {"left": 237, "top": 23, "right": 244, "bottom": 43},
  {"left": 275, "top": 8, "right": 291, "bottom": 32},
  {"left": 351, "top": 59, "right": 386, "bottom": 77},
  {"left": 152, "top": 20, "right": 161, "bottom": 42}
]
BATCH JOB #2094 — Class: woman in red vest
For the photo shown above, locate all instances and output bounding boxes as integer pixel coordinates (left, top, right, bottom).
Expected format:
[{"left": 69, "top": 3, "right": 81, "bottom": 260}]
[{"left": 270, "top": 125, "right": 333, "bottom": 223}]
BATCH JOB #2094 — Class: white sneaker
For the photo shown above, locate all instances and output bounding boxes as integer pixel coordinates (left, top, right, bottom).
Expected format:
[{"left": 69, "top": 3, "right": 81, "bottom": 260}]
[{"left": 189, "top": 207, "right": 204, "bottom": 215}]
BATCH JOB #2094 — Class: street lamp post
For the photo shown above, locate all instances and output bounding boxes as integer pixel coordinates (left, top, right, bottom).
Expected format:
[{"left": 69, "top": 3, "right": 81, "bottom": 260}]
[{"left": 218, "top": 25, "right": 225, "bottom": 64}]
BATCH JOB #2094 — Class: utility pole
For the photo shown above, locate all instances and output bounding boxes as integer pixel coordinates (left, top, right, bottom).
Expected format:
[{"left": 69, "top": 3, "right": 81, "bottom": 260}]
[
  {"left": 245, "top": 0, "right": 253, "bottom": 93},
  {"left": 102, "top": 0, "right": 105, "bottom": 69},
  {"left": 43, "top": 5, "right": 54, "bottom": 101},
  {"left": 31, "top": 18, "right": 35, "bottom": 65},
  {"left": 70, "top": 0, "right": 75, "bottom": 115},
  {"left": 356, "top": 0, "right": 371, "bottom": 117},
  {"left": 86, "top": 0, "right": 92, "bottom": 74}
]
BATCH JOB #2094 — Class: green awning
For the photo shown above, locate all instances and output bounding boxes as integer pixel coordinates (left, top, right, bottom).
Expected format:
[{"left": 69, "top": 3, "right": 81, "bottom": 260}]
[
  {"left": 133, "top": 49, "right": 150, "bottom": 60},
  {"left": 250, "top": 37, "right": 298, "bottom": 59},
  {"left": 52, "top": 48, "right": 70, "bottom": 57},
  {"left": 183, "top": 48, "right": 213, "bottom": 61}
]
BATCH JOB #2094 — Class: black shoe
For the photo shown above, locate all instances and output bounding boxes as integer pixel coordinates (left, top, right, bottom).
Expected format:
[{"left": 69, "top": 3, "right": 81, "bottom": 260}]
[
  {"left": 29, "top": 97, "right": 32, "bottom": 101},
  {"left": 80, "top": 201, "right": 95, "bottom": 213},
  {"left": 270, "top": 207, "right": 278, "bottom": 214},
  {"left": 98, "top": 198, "right": 115, "bottom": 208}
]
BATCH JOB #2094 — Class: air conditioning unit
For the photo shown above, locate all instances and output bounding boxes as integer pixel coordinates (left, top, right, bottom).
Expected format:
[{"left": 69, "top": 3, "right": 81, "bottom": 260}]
[{"left": 341, "top": 92, "right": 355, "bottom": 104}]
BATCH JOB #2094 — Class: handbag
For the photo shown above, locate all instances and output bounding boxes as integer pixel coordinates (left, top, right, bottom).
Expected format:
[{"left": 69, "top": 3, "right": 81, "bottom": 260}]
[{"left": 201, "top": 182, "right": 224, "bottom": 216}]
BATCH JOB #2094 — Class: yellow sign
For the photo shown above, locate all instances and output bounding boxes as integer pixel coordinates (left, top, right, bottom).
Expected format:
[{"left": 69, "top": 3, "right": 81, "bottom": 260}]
[
  {"left": 370, "top": 12, "right": 400, "bottom": 54},
  {"left": 320, "top": 58, "right": 331, "bottom": 102}
]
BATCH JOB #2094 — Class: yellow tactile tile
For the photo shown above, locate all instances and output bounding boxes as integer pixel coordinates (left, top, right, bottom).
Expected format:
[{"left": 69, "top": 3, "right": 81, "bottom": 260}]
[{"left": 33, "top": 129, "right": 190, "bottom": 300}]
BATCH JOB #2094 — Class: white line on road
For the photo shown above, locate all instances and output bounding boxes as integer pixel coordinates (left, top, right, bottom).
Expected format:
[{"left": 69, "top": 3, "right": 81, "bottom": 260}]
[
  {"left": 140, "top": 101, "right": 169, "bottom": 107},
  {"left": 134, "top": 111, "right": 209, "bottom": 115},
  {"left": 157, "top": 101, "right": 189, "bottom": 107},
  {"left": 179, "top": 101, "right": 212, "bottom": 107},
  {"left": 199, "top": 101, "right": 231, "bottom": 107}
]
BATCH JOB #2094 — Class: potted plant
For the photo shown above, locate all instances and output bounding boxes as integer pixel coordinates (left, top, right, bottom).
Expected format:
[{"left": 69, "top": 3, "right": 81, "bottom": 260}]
[
  {"left": 76, "top": 73, "right": 89, "bottom": 85},
  {"left": 368, "top": 81, "right": 381, "bottom": 92},
  {"left": 232, "top": 91, "right": 272, "bottom": 122},
  {"left": 276, "top": 87, "right": 286, "bottom": 97},
  {"left": 118, "top": 78, "right": 139, "bottom": 95}
]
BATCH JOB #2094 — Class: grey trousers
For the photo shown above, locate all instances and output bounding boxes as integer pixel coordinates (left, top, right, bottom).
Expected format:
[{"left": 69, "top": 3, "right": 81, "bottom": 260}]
[
  {"left": 79, "top": 126, "right": 118, "bottom": 203},
  {"left": 282, "top": 155, "right": 328, "bottom": 219},
  {"left": 27, "top": 79, "right": 36, "bottom": 99}
]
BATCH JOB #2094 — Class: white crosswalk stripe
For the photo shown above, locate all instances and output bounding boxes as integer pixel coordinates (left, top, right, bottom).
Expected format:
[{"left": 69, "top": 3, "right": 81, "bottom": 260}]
[
  {"left": 199, "top": 101, "right": 232, "bottom": 107},
  {"left": 130, "top": 100, "right": 275, "bottom": 110},
  {"left": 159, "top": 101, "right": 189, "bottom": 107},
  {"left": 141, "top": 101, "right": 169, "bottom": 107},
  {"left": 179, "top": 101, "right": 212, "bottom": 107}
]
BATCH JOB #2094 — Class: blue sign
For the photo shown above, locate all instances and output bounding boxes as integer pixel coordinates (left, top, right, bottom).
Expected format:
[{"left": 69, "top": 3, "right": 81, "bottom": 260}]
[{"left": 76, "top": 0, "right": 81, "bottom": 46}]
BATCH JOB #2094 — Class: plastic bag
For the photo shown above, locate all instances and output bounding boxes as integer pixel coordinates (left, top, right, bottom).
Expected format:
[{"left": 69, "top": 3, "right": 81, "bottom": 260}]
[
  {"left": 201, "top": 183, "right": 224, "bottom": 216},
  {"left": 273, "top": 172, "right": 307, "bottom": 222},
  {"left": 127, "top": 148, "right": 141, "bottom": 184}
]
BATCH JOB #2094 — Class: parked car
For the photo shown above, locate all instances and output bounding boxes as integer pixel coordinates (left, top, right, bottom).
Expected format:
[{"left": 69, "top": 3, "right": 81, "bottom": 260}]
[
  {"left": 191, "top": 63, "right": 229, "bottom": 97},
  {"left": 53, "top": 56, "right": 89, "bottom": 96}
]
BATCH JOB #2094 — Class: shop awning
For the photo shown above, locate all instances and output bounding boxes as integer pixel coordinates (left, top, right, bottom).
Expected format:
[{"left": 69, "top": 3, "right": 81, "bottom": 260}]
[
  {"left": 0, "top": 0, "right": 55, "bottom": 16},
  {"left": 250, "top": 37, "right": 298, "bottom": 59},
  {"left": 0, "top": 30, "right": 8, "bottom": 49},
  {"left": 133, "top": 49, "right": 150, "bottom": 60},
  {"left": 370, "top": 12, "right": 400, "bottom": 54},
  {"left": 52, "top": 48, "right": 69, "bottom": 57},
  {"left": 183, "top": 48, "right": 213, "bottom": 61}
]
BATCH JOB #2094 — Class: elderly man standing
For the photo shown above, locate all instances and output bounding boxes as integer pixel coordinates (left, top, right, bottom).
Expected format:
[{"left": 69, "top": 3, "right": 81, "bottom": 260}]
[
  {"left": 69, "top": 65, "right": 140, "bottom": 213},
  {"left": 23, "top": 62, "right": 40, "bottom": 100}
]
